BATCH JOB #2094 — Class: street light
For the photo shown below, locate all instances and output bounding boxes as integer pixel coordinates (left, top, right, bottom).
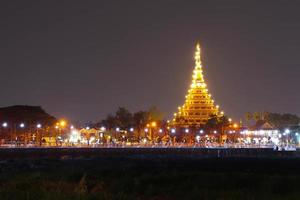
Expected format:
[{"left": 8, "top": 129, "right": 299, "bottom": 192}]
[
  {"left": 151, "top": 122, "right": 157, "bottom": 127},
  {"left": 59, "top": 120, "right": 66, "bottom": 127},
  {"left": 196, "top": 135, "right": 201, "bottom": 142},
  {"left": 159, "top": 129, "right": 163, "bottom": 133},
  {"left": 2, "top": 122, "right": 8, "bottom": 128},
  {"left": 285, "top": 129, "right": 290, "bottom": 134},
  {"left": 185, "top": 128, "right": 189, "bottom": 133},
  {"left": 116, "top": 127, "right": 120, "bottom": 132},
  {"left": 171, "top": 128, "right": 176, "bottom": 134},
  {"left": 36, "top": 124, "right": 42, "bottom": 128},
  {"left": 129, "top": 128, "right": 134, "bottom": 132},
  {"left": 20, "top": 123, "right": 25, "bottom": 128}
]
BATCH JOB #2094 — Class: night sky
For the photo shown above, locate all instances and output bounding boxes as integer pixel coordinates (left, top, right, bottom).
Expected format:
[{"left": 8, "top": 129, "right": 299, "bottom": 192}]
[{"left": 1, "top": 0, "right": 300, "bottom": 122}]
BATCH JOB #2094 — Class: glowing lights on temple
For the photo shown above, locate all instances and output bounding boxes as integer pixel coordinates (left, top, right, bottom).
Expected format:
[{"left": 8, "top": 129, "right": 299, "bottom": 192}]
[{"left": 172, "top": 42, "right": 224, "bottom": 126}]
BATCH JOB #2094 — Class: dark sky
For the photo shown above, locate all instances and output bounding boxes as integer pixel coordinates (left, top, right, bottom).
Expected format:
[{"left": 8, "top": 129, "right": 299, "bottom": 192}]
[{"left": 1, "top": 0, "right": 300, "bottom": 122}]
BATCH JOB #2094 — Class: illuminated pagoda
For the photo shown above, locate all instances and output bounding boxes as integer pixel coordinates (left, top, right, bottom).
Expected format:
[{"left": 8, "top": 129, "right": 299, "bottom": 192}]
[{"left": 172, "top": 43, "right": 224, "bottom": 127}]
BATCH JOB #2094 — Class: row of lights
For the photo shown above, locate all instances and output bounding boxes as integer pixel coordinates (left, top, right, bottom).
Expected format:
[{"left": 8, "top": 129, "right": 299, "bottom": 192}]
[
  {"left": 2, "top": 122, "right": 73, "bottom": 129},
  {"left": 2, "top": 122, "right": 36, "bottom": 128}
]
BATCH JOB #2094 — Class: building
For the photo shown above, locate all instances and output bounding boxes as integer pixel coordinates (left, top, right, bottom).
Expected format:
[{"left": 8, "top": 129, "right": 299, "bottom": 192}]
[{"left": 172, "top": 43, "right": 223, "bottom": 127}]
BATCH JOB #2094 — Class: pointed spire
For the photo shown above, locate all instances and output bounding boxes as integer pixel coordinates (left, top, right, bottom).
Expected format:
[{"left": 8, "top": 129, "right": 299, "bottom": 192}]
[
  {"left": 194, "top": 42, "right": 201, "bottom": 68},
  {"left": 172, "top": 42, "right": 222, "bottom": 126}
]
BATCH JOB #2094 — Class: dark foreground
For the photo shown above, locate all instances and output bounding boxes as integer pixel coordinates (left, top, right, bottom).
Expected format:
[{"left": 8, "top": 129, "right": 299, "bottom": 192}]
[{"left": 0, "top": 148, "right": 300, "bottom": 200}]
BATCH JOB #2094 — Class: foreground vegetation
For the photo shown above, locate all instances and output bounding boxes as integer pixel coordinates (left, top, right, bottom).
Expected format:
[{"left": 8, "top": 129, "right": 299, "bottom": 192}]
[{"left": 1, "top": 154, "right": 300, "bottom": 200}]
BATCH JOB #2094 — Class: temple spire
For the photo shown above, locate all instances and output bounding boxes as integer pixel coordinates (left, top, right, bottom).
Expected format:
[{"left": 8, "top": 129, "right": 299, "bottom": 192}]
[
  {"left": 194, "top": 42, "right": 201, "bottom": 68},
  {"left": 172, "top": 42, "right": 222, "bottom": 127}
]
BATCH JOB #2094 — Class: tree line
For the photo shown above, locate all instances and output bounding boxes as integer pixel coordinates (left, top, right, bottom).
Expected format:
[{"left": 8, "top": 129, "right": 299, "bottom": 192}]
[{"left": 245, "top": 111, "right": 300, "bottom": 128}]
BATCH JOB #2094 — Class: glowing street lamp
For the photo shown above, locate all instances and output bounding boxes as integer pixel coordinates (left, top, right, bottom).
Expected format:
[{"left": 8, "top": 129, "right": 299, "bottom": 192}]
[
  {"left": 70, "top": 125, "right": 74, "bottom": 129},
  {"left": 2, "top": 122, "right": 8, "bottom": 128},
  {"left": 144, "top": 128, "right": 149, "bottom": 133},
  {"left": 233, "top": 123, "right": 238, "bottom": 129},
  {"left": 116, "top": 127, "right": 120, "bottom": 132},
  {"left": 196, "top": 135, "right": 201, "bottom": 142},
  {"left": 199, "top": 129, "right": 204, "bottom": 134},
  {"left": 171, "top": 128, "right": 176, "bottom": 134},
  {"left": 129, "top": 128, "right": 134, "bottom": 132},
  {"left": 159, "top": 129, "right": 163, "bottom": 133},
  {"left": 59, "top": 120, "right": 66, "bottom": 127},
  {"left": 86, "top": 126, "right": 90, "bottom": 130},
  {"left": 100, "top": 126, "right": 106, "bottom": 132},
  {"left": 185, "top": 128, "right": 189, "bottom": 133},
  {"left": 36, "top": 124, "right": 42, "bottom": 128},
  {"left": 151, "top": 122, "right": 157, "bottom": 127},
  {"left": 20, "top": 123, "right": 25, "bottom": 128}
]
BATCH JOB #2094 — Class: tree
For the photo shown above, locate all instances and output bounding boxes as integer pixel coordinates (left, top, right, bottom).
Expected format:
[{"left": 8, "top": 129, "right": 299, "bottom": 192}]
[
  {"left": 101, "top": 114, "right": 116, "bottom": 130},
  {"left": 245, "top": 112, "right": 252, "bottom": 126},
  {"left": 133, "top": 111, "right": 149, "bottom": 139},
  {"left": 265, "top": 112, "right": 300, "bottom": 128},
  {"left": 253, "top": 112, "right": 261, "bottom": 122},
  {"left": 115, "top": 107, "right": 133, "bottom": 129},
  {"left": 147, "top": 106, "right": 163, "bottom": 122}
]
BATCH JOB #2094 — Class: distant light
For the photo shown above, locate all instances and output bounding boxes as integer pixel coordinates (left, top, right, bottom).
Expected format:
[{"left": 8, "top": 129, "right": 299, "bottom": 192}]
[
  {"left": 295, "top": 132, "right": 299, "bottom": 136},
  {"left": 213, "top": 130, "right": 217, "bottom": 134},
  {"left": 86, "top": 126, "right": 90, "bottom": 130},
  {"left": 151, "top": 122, "right": 157, "bottom": 127},
  {"left": 196, "top": 135, "right": 201, "bottom": 142},
  {"left": 55, "top": 125, "right": 59, "bottom": 129},
  {"left": 129, "top": 127, "right": 134, "bottom": 132},
  {"left": 144, "top": 128, "right": 149, "bottom": 132},
  {"left": 36, "top": 124, "right": 42, "bottom": 128},
  {"left": 199, "top": 129, "right": 204, "bottom": 134},
  {"left": 59, "top": 120, "right": 66, "bottom": 127},
  {"left": 285, "top": 129, "right": 290, "bottom": 134},
  {"left": 159, "top": 129, "right": 163, "bottom": 133},
  {"left": 70, "top": 125, "right": 74, "bottom": 129},
  {"left": 185, "top": 128, "right": 189, "bottom": 133},
  {"left": 171, "top": 128, "right": 176, "bottom": 134},
  {"left": 100, "top": 126, "right": 106, "bottom": 131},
  {"left": 116, "top": 127, "right": 120, "bottom": 132},
  {"left": 2, "top": 122, "right": 8, "bottom": 128},
  {"left": 20, "top": 123, "right": 25, "bottom": 128}
]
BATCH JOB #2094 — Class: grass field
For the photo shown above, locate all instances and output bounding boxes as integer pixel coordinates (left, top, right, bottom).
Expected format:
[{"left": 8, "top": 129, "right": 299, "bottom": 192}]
[{"left": 0, "top": 148, "right": 300, "bottom": 200}]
